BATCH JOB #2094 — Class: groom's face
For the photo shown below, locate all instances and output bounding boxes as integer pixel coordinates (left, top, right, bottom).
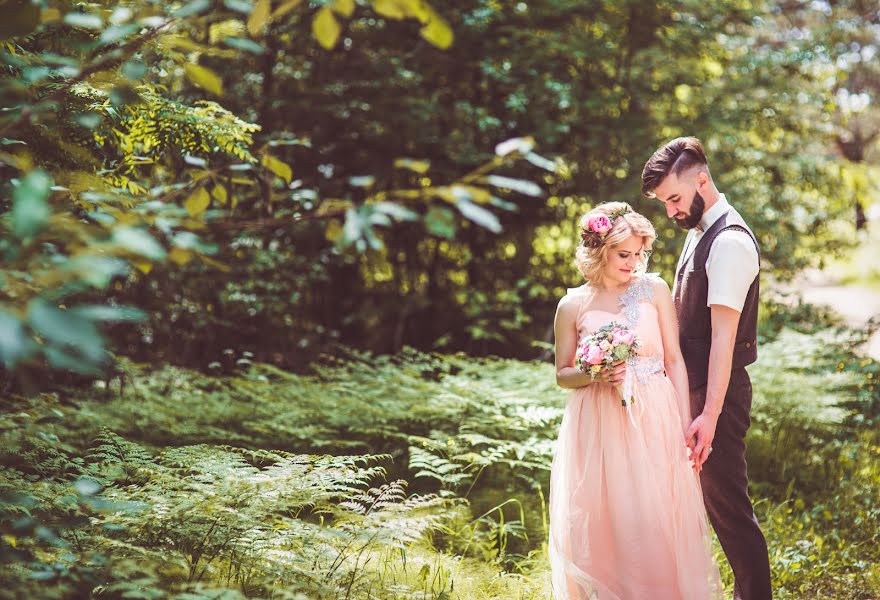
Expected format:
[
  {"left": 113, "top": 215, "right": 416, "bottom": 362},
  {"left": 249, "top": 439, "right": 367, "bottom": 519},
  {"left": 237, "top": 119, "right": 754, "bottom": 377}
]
[{"left": 652, "top": 172, "right": 706, "bottom": 230}]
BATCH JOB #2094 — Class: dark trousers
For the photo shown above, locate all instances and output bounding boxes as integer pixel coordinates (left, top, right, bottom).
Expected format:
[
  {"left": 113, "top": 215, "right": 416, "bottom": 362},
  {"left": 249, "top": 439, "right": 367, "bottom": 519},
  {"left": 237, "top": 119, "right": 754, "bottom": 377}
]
[{"left": 691, "top": 369, "right": 772, "bottom": 600}]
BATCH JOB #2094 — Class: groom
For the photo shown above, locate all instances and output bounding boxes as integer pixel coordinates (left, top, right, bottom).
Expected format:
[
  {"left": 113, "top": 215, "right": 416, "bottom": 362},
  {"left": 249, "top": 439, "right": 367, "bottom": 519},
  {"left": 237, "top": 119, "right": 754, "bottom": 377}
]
[{"left": 641, "top": 137, "right": 772, "bottom": 600}]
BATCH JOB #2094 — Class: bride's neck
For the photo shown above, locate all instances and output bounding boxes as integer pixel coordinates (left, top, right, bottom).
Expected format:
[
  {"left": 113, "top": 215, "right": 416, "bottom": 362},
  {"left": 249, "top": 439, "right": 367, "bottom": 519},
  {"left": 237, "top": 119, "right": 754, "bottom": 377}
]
[{"left": 592, "top": 277, "right": 631, "bottom": 293}]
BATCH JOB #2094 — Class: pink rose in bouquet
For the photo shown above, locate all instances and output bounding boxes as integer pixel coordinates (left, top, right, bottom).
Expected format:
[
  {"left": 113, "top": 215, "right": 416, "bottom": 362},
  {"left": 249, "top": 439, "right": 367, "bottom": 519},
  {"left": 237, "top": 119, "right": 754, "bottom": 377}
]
[
  {"left": 612, "top": 328, "right": 635, "bottom": 347},
  {"left": 585, "top": 345, "right": 606, "bottom": 365}
]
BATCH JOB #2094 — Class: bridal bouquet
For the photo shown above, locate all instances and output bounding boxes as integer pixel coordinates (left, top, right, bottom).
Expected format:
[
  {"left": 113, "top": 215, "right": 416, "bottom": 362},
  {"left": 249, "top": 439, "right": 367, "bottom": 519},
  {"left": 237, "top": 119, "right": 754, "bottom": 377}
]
[{"left": 575, "top": 321, "right": 641, "bottom": 407}]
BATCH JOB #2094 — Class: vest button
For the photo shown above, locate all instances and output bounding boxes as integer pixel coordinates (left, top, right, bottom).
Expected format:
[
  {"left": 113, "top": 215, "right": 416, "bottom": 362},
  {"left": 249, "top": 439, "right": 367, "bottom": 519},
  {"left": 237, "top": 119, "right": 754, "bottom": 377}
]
[{"left": 745, "top": 342, "right": 752, "bottom": 348}]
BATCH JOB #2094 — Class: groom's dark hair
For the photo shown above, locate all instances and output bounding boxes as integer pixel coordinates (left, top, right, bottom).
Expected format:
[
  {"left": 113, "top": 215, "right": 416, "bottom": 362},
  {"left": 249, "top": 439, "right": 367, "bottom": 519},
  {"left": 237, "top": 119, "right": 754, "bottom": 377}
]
[{"left": 641, "top": 136, "right": 709, "bottom": 198}]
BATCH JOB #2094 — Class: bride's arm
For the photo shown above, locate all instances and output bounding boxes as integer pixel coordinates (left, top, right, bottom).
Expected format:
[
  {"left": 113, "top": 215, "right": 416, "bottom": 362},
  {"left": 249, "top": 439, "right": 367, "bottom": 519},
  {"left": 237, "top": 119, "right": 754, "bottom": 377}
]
[
  {"left": 653, "top": 278, "right": 691, "bottom": 432},
  {"left": 553, "top": 295, "right": 596, "bottom": 389}
]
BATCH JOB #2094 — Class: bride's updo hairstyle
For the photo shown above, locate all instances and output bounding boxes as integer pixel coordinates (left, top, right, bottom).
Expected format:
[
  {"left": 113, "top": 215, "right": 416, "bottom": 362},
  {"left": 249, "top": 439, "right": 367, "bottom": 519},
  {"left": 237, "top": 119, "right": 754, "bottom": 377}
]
[{"left": 575, "top": 201, "right": 656, "bottom": 283}]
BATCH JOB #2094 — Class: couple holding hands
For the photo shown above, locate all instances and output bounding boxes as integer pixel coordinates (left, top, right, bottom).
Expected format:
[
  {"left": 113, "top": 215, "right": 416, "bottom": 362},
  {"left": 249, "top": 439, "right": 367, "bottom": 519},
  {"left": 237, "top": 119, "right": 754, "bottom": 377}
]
[{"left": 549, "top": 137, "right": 771, "bottom": 600}]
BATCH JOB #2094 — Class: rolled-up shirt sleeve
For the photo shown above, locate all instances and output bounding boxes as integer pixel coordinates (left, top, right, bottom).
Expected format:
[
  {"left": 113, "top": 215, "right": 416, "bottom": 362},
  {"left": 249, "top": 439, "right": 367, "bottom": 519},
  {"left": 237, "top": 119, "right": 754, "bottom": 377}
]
[{"left": 705, "top": 230, "right": 760, "bottom": 312}]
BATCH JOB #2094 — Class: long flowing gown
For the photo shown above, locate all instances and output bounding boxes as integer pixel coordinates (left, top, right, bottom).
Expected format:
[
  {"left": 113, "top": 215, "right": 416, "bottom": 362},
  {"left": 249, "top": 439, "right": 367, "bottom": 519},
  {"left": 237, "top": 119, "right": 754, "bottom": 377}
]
[{"left": 548, "top": 274, "right": 724, "bottom": 600}]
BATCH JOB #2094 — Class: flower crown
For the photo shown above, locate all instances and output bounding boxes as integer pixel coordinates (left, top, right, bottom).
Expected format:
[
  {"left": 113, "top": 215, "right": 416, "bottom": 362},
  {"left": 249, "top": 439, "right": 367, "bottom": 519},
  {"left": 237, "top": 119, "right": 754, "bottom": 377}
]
[{"left": 580, "top": 206, "right": 631, "bottom": 249}]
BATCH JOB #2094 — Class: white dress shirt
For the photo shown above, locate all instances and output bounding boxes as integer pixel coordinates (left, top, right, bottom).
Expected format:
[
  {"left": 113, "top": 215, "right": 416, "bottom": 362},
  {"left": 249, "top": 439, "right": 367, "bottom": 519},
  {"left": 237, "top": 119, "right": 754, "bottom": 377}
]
[{"left": 675, "top": 194, "right": 760, "bottom": 313}]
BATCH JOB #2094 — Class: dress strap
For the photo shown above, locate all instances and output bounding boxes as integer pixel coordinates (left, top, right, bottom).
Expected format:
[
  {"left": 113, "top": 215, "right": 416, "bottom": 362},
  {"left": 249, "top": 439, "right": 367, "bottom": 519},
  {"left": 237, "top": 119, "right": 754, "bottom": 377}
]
[
  {"left": 618, "top": 274, "right": 656, "bottom": 327},
  {"left": 567, "top": 285, "right": 592, "bottom": 329}
]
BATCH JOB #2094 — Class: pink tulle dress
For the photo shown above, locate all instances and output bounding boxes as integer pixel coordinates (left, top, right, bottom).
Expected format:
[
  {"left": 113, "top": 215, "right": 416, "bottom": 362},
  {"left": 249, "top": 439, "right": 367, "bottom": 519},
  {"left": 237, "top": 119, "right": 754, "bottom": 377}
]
[{"left": 549, "top": 274, "right": 723, "bottom": 600}]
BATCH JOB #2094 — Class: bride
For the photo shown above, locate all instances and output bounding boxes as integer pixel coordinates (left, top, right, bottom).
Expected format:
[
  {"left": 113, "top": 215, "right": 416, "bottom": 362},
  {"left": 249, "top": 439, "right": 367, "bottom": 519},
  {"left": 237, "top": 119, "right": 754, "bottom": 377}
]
[{"left": 549, "top": 202, "right": 723, "bottom": 599}]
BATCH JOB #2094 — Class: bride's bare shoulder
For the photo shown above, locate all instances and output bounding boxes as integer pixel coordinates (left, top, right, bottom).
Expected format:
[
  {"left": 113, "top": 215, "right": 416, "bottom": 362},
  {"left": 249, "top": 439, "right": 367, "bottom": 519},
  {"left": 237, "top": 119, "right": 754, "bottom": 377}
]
[
  {"left": 645, "top": 273, "right": 671, "bottom": 294},
  {"left": 643, "top": 273, "right": 673, "bottom": 307},
  {"left": 556, "top": 284, "right": 590, "bottom": 313}
]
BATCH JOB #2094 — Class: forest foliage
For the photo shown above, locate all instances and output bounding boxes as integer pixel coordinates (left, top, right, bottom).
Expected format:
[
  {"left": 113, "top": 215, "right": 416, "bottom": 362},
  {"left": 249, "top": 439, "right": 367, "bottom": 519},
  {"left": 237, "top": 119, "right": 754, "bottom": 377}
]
[{"left": 2, "top": 0, "right": 878, "bottom": 378}]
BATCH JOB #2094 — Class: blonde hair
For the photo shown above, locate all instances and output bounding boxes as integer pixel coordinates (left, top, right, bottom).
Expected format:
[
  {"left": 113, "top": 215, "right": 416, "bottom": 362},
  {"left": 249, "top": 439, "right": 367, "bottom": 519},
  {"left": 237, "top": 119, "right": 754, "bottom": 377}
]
[{"left": 575, "top": 201, "right": 656, "bottom": 283}]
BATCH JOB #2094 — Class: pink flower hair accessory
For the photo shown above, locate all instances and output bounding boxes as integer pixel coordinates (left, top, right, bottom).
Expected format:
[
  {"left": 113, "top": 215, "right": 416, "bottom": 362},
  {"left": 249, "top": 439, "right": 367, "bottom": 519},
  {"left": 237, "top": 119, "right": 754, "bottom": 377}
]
[{"left": 580, "top": 206, "right": 631, "bottom": 248}]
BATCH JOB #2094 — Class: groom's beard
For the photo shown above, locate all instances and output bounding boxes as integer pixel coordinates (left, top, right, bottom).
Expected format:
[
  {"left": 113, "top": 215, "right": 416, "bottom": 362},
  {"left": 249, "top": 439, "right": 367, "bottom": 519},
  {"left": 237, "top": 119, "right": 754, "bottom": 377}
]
[{"left": 674, "top": 191, "right": 706, "bottom": 230}]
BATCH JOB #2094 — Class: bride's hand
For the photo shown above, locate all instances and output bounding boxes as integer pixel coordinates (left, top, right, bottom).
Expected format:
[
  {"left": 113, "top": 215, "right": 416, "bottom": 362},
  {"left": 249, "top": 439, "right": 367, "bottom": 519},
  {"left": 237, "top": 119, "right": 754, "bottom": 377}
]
[
  {"left": 594, "top": 360, "right": 626, "bottom": 384},
  {"left": 685, "top": 412, "right": 718, "bottom": 472}
]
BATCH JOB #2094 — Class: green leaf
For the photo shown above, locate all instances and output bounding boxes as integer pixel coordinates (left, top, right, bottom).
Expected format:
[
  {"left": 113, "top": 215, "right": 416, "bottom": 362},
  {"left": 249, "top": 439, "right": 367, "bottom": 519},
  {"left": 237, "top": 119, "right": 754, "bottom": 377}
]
[
  {"left": 489, "top": 196, "right": 518, "bottom": 212},
  {"left": 372, "top": 0, "right": 406, "bottom": 19},
  {"left": 12, "top": 170, "right": 52, "bottom": 239},
  {"left": 425, "top": 206, "right": 456, "bottom": 239},
  {"left": 112, "top": 227, "right": 167, "bottom": 260},
  {"left": 223, "top": 0, "right": 254, "bottom": 13},
  {"left": 121, "top": 60, "right": 147, "bottom": 80},
  {"left": 44, "top": 345, "right": 104, "bottom": 376},
  {"left": 268, "top": 137, "right": 311, "bottom": 147},
  {"left": 393, "top": 158, "right": 431, "bottom": 174},
  {"left": 374, "top": 201, "right": 418, "bottom": 221},
  {"left": 524, "top": 151, "right": 557, "bottom": 172},
  {"left": 332, "top": 0, "right": 355, "bottom": 17},
  {"left": 36, "top": 52, "right": 79, "bottom": 67},
  {"left": 363, "top": 223, "right": 384, "bottom": 250},
  {"left": 223, "top": 36, "right": 266, "bottom": 54},
  {"left": 185, "top": 63, "right": 224, "bottom": 96},
  {"left": 108, "top": 6, "right": 133, "bottom": 25},
  {"left": 172, "top": 231, "right": 219, "bottom": 254},
  {"left": 342, "top": 207, "right": 364, "bottom": 246},
  {"left": 184, "top": 154, "right": 208, "bottom": 168},
  {"left": 369, "top": 211, "right": 391, "bottom": 227},
  {"left": 64, "top": 256, "right": 130, "bottom": 289},
  {"left": 99, "top": 23, "right": 139, "bottom": 45},
  {"left": 69, "top": 305, "right": 147, "bottom": 323},
  {"left": 22, "top": 66, "right": 51, "bottom": 84},
  {"left": 173, "top": 0, "right": 212, "bottom": 18},
  {"left": 73, "top": 478, "right": 102, "bottom": 497},
  {"left": 420, "top": 13, "right": 453, "bottom": 49},
  {"left": 495, "top": 137, "right": 535, "bottom": 157},
  {"left": 261, "top": 154, "right": 292, "bottom": 183},
  {"left": 349, "top": 175, "right": 375, "bottom": 187},
  {"left": 313, "top": 6, "right": 341, "bottom": 50},
  {"left": 28, "top": 299, "right": 105, "bottom": 363},
  {"left": 456, "top": 199, "right": 501, "bottom": 233},
  {"left": 63, "top": 12, "right": 103, "bottom": 30},
  {"left": 484, "top": 175, "right": 543, "bottom": 197},
  {"left": 247, "top": 0, "right": 272, "bottom": 36},
  {"left": 0, "top": 310, "right": 30, "bottom": 367},
  {"left": 271, "top": 0, "right": 305, "bottom": 20},
  {"left": 184, "top": 187, "right": 211, "bottom": 216},
  {"left": 211, "top": 184, "right": 228, "bottom": 206}
]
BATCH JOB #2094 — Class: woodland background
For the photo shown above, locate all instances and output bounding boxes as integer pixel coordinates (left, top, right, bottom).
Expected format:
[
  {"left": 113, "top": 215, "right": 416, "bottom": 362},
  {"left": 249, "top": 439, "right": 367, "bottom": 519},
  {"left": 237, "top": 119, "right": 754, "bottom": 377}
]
[{"left": 1, "top": 0, "right": 879, "bottom": 598}]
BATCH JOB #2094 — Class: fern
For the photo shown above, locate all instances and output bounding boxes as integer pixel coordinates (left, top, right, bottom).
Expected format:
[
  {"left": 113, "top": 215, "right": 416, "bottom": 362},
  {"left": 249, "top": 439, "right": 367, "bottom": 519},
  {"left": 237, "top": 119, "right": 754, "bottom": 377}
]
[
  {"left": 84, "top": 427, "right": 155, "bottom": 486},
  {"left": 407, "top": 444, "right": 473, "bottom": 495},
  {"left": 336, "top": 480, "right": 453, "bottom": 548},
  {"left": 2, "top": 336, "right": 879, "bottom": 597}
]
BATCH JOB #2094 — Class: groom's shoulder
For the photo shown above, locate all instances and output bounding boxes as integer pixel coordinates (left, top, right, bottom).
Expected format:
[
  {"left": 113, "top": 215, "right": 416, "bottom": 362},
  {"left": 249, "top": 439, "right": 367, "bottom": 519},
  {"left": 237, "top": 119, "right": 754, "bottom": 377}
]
[
  {"left": 723, "top": 206, "right": 756, "bottom": 233},
  {"left": 715, "top": 218, "right": 760, "bottom": 257}
]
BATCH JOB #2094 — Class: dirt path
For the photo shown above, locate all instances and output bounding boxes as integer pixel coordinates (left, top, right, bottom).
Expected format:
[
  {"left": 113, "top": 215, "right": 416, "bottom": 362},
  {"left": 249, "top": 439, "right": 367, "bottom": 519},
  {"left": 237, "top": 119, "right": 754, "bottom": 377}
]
[
  {"left": 799, "top": 277, "right": 880, "bottom": 359},
  {"left": 795, "top": 215, "right": 880, "bottom": 359}
]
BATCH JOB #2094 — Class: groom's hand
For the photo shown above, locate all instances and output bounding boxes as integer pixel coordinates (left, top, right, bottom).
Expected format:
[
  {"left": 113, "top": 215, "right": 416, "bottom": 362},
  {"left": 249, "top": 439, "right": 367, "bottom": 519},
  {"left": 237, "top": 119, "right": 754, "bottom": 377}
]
[{"left": 685, "top": 412, "right": 718, "bottom": 471}]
